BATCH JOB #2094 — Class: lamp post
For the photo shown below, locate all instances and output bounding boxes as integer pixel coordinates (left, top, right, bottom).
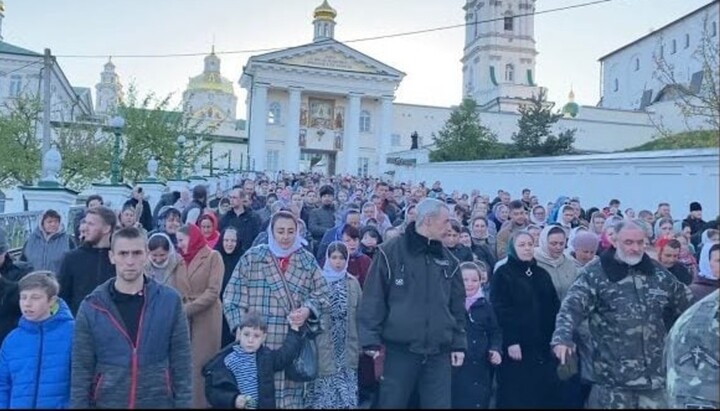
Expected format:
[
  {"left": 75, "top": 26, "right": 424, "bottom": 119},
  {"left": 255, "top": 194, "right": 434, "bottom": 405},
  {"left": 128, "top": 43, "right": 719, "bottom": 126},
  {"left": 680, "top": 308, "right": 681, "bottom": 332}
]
[
  {"left": 176, "top": 134, "right": 186, "bottom": 180},
  {"left": 109, "top": 115, "right": 125, "bottom": 184}
]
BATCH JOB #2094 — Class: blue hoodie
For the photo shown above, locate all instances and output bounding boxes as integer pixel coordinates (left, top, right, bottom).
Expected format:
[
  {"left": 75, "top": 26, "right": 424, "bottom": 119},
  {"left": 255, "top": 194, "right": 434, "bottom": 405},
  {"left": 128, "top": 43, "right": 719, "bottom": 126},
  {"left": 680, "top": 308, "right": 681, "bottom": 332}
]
[{"left": 0, "top": 298, "right": 75, "bottom": 408}]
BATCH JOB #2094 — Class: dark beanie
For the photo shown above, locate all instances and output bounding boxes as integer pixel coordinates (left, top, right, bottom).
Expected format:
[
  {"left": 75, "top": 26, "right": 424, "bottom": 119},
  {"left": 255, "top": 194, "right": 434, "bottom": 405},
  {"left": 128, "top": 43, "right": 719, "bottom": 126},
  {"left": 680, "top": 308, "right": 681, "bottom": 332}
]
[
  {"left": 319, "top": 185, "right": 334, "bottom": 198},
  {"left": 690, "top": 202, "right": 702, "bottom": 212}
]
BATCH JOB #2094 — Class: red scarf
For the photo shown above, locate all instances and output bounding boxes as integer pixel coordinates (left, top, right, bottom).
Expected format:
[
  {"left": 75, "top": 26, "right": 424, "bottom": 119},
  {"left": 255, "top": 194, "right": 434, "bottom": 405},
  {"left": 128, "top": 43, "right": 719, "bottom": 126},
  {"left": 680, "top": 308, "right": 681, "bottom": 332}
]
[
  {"left": 182, "top": 223, "right": 208, "bottom": 265},
  {"left": 277, "top": 256, "right": 291, "bottom": 274},
  {"left": 198, "top": 213, "right": 220, "bottom": 249}
]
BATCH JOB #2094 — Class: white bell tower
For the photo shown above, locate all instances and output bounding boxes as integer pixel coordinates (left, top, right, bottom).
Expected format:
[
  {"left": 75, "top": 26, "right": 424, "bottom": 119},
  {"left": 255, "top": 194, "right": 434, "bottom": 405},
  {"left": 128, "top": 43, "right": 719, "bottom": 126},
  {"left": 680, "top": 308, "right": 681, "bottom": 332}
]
[
  {"left": 313, "top": 0, "right": 337, "bottom": 42},
  {"left": 461, "top": 0, "right": 543, "bottom": 112},
  {"left": 95, "top": 58, "right": 123, "bottom": 115}
]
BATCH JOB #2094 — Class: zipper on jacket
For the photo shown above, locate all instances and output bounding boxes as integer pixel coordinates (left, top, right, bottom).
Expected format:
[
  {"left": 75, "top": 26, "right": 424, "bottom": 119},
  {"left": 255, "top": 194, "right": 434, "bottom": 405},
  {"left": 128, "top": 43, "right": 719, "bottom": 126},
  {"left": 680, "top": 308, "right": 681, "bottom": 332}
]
[
  {"left": 89, "top": 286, "right": 148, "bottom": 409},
  {"left": 31, "top": 326, "right": 45, "bottom": 409}
]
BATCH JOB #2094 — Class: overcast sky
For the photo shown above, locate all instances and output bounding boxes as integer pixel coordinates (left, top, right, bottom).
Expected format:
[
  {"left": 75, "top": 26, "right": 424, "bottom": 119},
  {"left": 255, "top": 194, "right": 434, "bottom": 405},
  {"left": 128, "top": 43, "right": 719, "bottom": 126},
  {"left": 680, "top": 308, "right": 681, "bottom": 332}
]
[{"left": 2, "top": 0, "right": 711, "bottom": 115}]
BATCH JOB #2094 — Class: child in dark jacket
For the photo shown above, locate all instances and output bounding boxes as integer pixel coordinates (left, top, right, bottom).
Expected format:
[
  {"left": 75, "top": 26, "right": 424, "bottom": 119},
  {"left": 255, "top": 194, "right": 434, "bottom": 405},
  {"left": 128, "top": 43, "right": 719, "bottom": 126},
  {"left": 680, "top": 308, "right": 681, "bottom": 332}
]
[
  {"left": 203, "top": 311, "right": 302, "bottom": 409},
  {"left": 452, "top": 262, "right": 502, "bottom": 409},
  {"left": 0, "top": 271, "right": 74, "bottom": 409}
]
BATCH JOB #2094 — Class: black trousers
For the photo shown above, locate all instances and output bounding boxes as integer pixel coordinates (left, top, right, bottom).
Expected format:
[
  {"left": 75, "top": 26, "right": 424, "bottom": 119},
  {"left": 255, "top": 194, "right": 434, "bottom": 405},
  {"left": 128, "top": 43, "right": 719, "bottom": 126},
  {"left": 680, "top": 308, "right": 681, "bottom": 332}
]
[{"left": 376, "top": 345, "right": 452, "bottom": 409}]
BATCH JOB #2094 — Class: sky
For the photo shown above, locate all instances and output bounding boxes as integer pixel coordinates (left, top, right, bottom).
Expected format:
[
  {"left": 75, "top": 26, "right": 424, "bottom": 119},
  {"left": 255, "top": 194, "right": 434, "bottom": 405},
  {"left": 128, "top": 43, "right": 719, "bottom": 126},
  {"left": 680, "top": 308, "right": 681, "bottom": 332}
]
[{"left": 2, "top": 0, "right": 712, "bottom": 116}]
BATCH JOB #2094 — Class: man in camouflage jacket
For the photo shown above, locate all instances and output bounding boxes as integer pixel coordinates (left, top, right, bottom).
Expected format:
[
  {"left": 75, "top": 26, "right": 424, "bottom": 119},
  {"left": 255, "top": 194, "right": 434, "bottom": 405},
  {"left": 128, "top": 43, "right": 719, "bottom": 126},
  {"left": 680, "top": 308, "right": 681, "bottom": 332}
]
[
  {"left": 665, "top": 289, "right": 719, "bottom": 409},
  {"left": 551, "top": 221, "right": 692, "bottom": 409}
]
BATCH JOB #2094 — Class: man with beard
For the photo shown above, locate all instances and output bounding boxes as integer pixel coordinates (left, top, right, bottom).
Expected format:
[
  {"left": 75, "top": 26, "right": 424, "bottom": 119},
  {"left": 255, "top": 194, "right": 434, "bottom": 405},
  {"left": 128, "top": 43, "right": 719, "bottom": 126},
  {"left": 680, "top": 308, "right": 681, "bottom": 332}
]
[
  {"left": 71, "top": 227, "right": 192, "bottom": 408},
  {"left": 551, "top": 221, "right": 692, "bottom": 409},
  {"left": 58, "top": 206, "right": 117, "bottom": 316}
]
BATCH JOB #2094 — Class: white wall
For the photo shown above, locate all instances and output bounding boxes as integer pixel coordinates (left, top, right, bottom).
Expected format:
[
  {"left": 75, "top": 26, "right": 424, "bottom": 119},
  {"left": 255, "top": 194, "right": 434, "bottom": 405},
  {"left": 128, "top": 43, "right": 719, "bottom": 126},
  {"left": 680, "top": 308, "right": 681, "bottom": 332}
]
[{"left": 389, "top": 148, "right": 719, "bottom": 218}]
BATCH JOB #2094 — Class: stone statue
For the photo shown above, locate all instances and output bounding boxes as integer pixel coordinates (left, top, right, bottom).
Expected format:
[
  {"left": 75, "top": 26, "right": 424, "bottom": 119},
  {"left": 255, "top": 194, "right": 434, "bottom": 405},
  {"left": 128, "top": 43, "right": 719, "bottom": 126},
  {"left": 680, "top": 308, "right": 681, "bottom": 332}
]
[
  {"left": 411, "top": 131, "right": 419, "bottom": 150},
  {"left": 42, "top": 144, "right": 62, "bottom": 183},
  {"left": 147, "top": 156, "right": 159, "bottom": 180}
]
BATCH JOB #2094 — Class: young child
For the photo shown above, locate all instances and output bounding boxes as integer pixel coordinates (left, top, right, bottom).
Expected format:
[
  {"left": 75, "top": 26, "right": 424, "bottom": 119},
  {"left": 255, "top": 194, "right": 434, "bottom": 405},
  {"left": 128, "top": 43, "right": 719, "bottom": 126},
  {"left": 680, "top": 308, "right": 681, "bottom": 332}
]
[
  {"left": 0, "top": 271, "right": 75, "bottom": 409},
  {"left": 451, "top": 262, "right": 502, "bottom": 409},
  {"left": 203, "top": 311, "right": 302, "bottom": 409}
]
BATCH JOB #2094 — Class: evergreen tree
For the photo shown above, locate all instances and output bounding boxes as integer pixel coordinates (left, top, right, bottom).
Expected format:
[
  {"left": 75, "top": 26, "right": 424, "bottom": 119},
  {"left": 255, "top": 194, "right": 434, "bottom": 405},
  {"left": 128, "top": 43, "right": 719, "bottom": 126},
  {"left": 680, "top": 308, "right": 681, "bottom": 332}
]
[
  {"left": 430, "top": 98, "right": 504, "bottom": 162},
  {"left": 511, "top": 89, "right": 576, "bottom": 157}
]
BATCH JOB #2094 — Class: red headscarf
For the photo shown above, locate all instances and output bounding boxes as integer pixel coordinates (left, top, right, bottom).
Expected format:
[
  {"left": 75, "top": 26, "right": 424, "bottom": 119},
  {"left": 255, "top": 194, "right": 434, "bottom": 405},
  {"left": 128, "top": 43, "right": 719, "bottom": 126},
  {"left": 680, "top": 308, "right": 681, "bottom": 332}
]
[
  {"left": 198, "top": 212, "right": 220, "bottom": 249},
  {"left": 181, "top": 223, "right": 208, "bottom": 265}
]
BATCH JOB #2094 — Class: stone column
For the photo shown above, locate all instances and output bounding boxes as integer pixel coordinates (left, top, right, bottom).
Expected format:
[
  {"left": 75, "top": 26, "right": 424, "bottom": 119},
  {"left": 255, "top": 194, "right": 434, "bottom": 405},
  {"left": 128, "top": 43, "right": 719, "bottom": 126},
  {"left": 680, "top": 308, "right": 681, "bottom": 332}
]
[
  {"left": 377, "top": 95, "right": 394, "bottom": 175},
  {"left": 343, "top": 92, "right": 362, "bottom": 175},
  {"left": 285, "top": 86, "right": 303, "bottom": 173},
  {"left": 248, "top": 82, "right": 269, "bottom": 172}
]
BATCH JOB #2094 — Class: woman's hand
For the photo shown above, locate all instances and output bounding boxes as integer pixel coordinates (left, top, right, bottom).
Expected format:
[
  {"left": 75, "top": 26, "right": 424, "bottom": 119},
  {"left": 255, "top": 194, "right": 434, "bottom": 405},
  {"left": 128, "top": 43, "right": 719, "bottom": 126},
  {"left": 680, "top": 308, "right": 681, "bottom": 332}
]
[
  {"left": 288, "top": 307, "right": 310, "bottom": 328},
  {"left": 507, "top": 344, "right": 522, "bottom": 361},
  {"left": 488, "top": 350, "right": 502, "bottom": 365}
]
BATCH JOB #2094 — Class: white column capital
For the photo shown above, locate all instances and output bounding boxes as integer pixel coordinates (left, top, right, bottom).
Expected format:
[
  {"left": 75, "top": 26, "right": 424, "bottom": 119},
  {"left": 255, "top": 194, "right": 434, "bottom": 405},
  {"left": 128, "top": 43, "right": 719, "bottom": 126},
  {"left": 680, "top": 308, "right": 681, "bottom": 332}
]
[
  {"left": 288, "top": 85, "right": 304, "bottom": 92},
  {"left": 253, "top": 82, "right": 271, "bottom": 91},
  {"left": 347, "top": 91, "right": 364, "bottom": 98},
  {"left": 380, "top": 94, "right": 395, "bottom": 102}
]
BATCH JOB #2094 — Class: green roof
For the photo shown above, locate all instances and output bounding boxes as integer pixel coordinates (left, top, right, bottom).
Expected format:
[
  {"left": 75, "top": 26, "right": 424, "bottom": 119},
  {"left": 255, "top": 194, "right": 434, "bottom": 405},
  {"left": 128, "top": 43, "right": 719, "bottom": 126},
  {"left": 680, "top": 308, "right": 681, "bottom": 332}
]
[{"left": 0, "top": 41, "right": 42, "bottom": 56}]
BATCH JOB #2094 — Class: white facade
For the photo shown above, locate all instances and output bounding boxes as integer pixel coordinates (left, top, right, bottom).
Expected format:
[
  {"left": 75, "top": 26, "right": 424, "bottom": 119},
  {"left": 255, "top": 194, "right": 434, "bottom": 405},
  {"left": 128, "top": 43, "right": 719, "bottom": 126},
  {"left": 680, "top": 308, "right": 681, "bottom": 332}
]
[
  {"left": 387, "top": 148, "right": 720, "bottom": 218},
  {"left": 462, "top": 0, "right": 543, "bottom": 111},
  {"left": 598, "top": 1, "right": 719, "bottom": 126},
  {"left": 240, "top": 1, "right": 404, "bottom": 176}
]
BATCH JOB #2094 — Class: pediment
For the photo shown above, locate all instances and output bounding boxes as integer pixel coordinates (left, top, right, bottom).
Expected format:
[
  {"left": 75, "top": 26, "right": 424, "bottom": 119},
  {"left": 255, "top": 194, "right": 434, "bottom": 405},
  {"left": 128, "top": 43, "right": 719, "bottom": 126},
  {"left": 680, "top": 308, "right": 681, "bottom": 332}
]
[{"left": 250, "top": 40, "right": 404, "bottom": 78}]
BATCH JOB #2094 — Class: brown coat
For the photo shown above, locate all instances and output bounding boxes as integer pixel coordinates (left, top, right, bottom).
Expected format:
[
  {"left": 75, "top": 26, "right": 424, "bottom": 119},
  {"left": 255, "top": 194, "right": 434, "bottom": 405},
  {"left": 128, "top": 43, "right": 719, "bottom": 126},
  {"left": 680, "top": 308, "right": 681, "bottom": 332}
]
[{"left": 175, "top": 246, "right": 224, "bottom": 409}]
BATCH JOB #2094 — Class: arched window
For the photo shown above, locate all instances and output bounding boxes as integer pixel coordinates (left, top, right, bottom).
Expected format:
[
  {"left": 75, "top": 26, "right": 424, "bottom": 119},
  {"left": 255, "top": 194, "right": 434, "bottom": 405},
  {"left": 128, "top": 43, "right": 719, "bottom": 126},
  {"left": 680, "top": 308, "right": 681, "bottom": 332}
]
[
  {"left": 359, "top": 110, "right": 371, "bottom": 132},
  {"left": 504, "top": 14, "right": 513, "bottom": 31},
  {"left": 267, "top": 102, "right": 281, "bottom": 125},
  {"left": 613, "top": 78, "right": 619, "bottom": 92},
  {"left": 505, "top": 64, "right": 515, "bottom": 82},
  {"left": 634, "top": 58, "right": 640, "bottom": 71}
]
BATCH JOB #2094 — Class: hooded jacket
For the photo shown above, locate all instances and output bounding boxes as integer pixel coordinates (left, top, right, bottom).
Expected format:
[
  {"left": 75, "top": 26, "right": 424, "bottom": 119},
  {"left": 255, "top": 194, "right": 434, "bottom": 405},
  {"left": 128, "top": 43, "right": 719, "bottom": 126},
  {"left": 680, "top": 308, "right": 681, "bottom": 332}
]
[
  {"left": 551, "top": 248, "right": 693, "bottom": 390},
  {"left": 20, "top": 211, "right": 75, "bottom": 275},
  {"left": 70, "top": 277, "right": 192, "bottom": 409},
  {"left": 358, "top": 222, "right": 467, "bottom": 355},
  {"left": 57, "top": 244, "right": 115, "bottom": 316},
  {"left": 0, "top": 299, "right": 74, "bottom": 409},
  {"left": 0, "top": 255, "right": 32, "bottom": 344}
]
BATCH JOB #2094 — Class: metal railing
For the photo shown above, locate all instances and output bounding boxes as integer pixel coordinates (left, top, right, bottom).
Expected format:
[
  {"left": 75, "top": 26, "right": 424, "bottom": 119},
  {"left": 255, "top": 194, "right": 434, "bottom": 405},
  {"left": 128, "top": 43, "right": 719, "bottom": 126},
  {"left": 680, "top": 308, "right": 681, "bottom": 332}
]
[{"left": 0, "top": 211, "right": 42, "bottom": 257}]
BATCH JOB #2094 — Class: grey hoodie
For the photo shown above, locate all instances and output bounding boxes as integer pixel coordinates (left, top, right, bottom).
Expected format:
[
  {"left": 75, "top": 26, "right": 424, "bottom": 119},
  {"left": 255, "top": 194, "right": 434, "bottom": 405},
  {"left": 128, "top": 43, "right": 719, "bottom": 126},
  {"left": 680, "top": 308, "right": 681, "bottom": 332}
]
[{"left": 21, "top": 211, "right": 75, "bottom": 275}]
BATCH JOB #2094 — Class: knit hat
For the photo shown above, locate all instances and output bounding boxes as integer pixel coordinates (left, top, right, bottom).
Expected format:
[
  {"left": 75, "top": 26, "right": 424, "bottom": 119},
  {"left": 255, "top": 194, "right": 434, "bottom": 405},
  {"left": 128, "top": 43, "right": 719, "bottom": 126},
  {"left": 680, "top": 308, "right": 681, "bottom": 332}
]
[
  {"left": 690, "top": 202, "right": 702, "bottom": 212},
  {"left": 319, "top": 185, "right": 334, "bottom": 198},
  {"left": 571, "top": 231, "right": 599, "bottom": 252},
  {"left": 0, "top": 228, "right": 8, "bottom": 254}
]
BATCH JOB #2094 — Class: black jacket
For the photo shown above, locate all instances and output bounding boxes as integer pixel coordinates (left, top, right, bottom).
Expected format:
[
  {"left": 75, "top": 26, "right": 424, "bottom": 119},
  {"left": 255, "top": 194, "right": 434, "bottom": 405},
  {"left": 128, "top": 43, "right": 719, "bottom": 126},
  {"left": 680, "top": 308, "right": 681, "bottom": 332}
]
[
  {"left": 58, "top": 245, "right": 115, "bottom": 316},
  {"left": 308, "top": 205, "right": 336, "bottom": 241},
  {"left": 0, "top": 254, "right": 33, "bottom": 343},
  {"left": 202, "top": 330, "right": 302, "bottom": 409},
  {"left": 448, "top": 245, "right": 475, "bottom": 263},
  {"left": 359, "top": 222, "right": 467, "bottom": 355},
  {"left": 219, "top": 208, "right": 261, "bottom": 256},
  {"left": 126, "top": 198, "right": 154, "bottom": 232}
]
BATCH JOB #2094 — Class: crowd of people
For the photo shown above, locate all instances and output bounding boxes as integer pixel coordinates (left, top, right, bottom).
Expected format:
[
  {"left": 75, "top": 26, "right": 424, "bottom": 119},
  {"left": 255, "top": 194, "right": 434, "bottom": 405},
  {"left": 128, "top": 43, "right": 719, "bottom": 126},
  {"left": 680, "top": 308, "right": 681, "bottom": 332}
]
[{"left": 0, "top": 171, "right": 718, "bottom": 409}]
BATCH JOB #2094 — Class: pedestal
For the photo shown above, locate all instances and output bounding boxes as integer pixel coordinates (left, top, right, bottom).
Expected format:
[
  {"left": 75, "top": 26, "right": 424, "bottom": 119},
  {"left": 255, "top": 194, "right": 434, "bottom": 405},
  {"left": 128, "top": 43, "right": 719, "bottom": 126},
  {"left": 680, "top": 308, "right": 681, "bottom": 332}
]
[
  {"left": 166, "top": 179, "right": 190, "bottom": 195},
  {"left": 91, "top": 183, "right": 132, "bottom": 211},
  {"left": 135, "top": 180, "right": 168, "bottom": 212},
  {"left": 20, "top": 185, "right": 79, "bottom": 223}
]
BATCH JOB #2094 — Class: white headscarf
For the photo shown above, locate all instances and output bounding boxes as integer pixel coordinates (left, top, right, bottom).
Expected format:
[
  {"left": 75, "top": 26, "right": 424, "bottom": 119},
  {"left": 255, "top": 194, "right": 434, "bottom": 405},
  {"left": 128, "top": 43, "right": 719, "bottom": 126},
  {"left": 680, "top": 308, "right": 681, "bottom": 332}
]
[
  {"left": 322, "top": 241, "right": 349, "bottom": 284},
  {"left": 148, "top": 232, "right": 177, "bottom": 269},
  {"left": 535, "top": 224, "right": 567, "bottom": 267},
  {"left": 267, "top": 214, "right": 305, "bottom": 258},
  {"left": 698, "top": 241, "right": 719, "bottom": 280}
]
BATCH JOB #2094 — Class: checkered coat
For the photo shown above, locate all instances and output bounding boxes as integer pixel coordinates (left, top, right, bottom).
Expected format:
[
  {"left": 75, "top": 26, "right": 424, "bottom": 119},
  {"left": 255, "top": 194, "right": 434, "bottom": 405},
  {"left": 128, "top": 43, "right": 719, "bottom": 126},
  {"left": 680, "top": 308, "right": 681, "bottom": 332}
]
[{"left": 222, "top": 244, "right": 329, "bottom": 409}]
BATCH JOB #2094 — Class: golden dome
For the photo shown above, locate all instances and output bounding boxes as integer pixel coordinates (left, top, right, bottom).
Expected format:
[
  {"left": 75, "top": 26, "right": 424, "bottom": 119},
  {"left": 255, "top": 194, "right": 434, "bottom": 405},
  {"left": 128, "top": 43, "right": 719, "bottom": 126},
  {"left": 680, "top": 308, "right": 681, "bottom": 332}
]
[
  {"left": 0, "top": 1, "right": 5, "bottom": 13},
  {"left": 187, "top": 72, "right": 234, "bottom": 95},
  {"left": 313, "top": 0, "right": 337, "bottom": 21}
]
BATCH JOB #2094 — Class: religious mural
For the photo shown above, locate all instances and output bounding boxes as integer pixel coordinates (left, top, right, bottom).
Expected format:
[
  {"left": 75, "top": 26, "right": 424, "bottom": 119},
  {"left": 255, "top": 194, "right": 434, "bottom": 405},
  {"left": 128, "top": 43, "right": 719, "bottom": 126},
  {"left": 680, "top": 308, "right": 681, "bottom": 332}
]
[
  {"left": 300, "top": 104, "right": 309, "bottom": 127},
  {"left": 334, "top": 131, "right": 343, "bottom": 150},
  {"left": 309, "top": 98, "right": 335, "bottom": 129},
  {"left": 334, "top": 106, "right": 345, "bottom": 130},
  {"left": 299, "top": 128, "right": 307, "bottom": 147}
]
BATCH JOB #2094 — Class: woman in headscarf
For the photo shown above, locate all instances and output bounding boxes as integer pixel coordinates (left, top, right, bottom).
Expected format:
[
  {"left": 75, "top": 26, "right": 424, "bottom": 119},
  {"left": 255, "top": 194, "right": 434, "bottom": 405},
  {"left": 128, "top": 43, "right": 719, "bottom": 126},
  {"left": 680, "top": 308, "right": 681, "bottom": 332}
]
[
  {"left": 216, "top": 227, "right": 243, "bottom": 347},
  {"left": 653, "top": 217, "right": 675, "bottom": 243},
  {"left": 547, "top": 196, "right": 570, "bottom": 225},
  {"left": 690, "top": 242, "right": 720, "bottom": 302},
  {"left": 491, "top": 230, "right": 561, "bottom": 409},
  {"left": 470, "top": 216, "right": 497, "bottom": 260},
  {"left": 360, "top": 202, "right": 392, "bottom": 234},
  {"left": 397, "top": 204, "right": 417, "bottom": 234},
  {"left": 695, "top": 228, "right": 719, "bottom": 261},
  {"left": 145, "top": 232, "right": 185, "bottom": 289},
  {"left": 306, "top": 241, "right": 362, "bottom": 409},
  {"left": 359, "top": 225, "right": 382, "bottom": 261},
  {"left": 530, "top": 205, "right": 547, "bottom": 228},
  {"left": 175, "top": 223, "right": 224, "bottom": 409},
  {"left": 197, "top": 212, "right": 220, "bottom": 249},
  {"left": 222, "top": 211, "right": 330, "bottom": 409},
  {"left": 489, "top": 203, "right": 509, "bottom": 234}
]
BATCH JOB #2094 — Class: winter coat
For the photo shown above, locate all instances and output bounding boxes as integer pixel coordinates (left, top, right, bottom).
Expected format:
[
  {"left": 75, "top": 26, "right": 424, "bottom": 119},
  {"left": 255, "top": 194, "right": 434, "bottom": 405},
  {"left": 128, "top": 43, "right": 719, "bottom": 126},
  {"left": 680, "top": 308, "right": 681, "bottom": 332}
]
[
  {"left": 316, "top": 274, "right": 362, "bottom": 377},
  {"left": 448, "top": 244, "right": 474, "bottom": 263},
  {"left": 347, "top": 253, "right": 372, "bottom": 288},
  {"left": 70, "top": 277, "right": 193, "bottom": 409},
  {"left": 57, "top": 245, "right": 115, "bottom": 316},
  {"left": 202, "top": 331, "right": 303, "bottom": 409},
  {"left": 0, "top": 299, "right": 74, "bottom": 409},
  {"left": 358, "top": 222, "right": 467, "bottom": 355},
  {"left": 144, "top": 252, "right": 185, "bottom": 291},
  {"left": 667, "top": 263, "right": 693, "bottom": 286},
  {"left": 451, "top": 297, "right": 502, "bottom": 409},
  {"left": 0, "top": 255, "right": 32, "bottom": 344},
  {"left": 219, "top": 208, "right": 261, "bottom": 256},
  {"left": 551, "top": 248, "right": 693, "bottom": 391},
  {"left": 308, "top": 205, "right": 336, "bottom": 241},
  {"left": 495, "top": 221, "right": 528, "bottom": 261},
  {"left": 683, "top": 215, "right": 706, "bottom": 236},
  {"left": 534, "top": 249, "right": 579, "bottom": 303},
  {"left": 690, "top": 275, "right": 719, "bottom": 302},
  {"left": 20, "top": 214, "right": 75, "bottom": 275},
  {"left": 221, "top": 244, "right": 329, "bottom": 409},
  {"left": 175, "top": 246, "right": 224, "bottom": 409}
]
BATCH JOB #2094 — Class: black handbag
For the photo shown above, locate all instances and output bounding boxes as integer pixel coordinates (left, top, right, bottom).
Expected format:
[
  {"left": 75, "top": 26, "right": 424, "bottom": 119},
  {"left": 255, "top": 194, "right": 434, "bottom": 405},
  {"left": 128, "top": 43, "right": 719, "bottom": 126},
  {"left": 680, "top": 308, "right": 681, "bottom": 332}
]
[
  {"left": 275, "top": 260, "right": 322, "bottom": 382},
  {"left": 285, "top": 325, "right": 320, "bottom": 382}
]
